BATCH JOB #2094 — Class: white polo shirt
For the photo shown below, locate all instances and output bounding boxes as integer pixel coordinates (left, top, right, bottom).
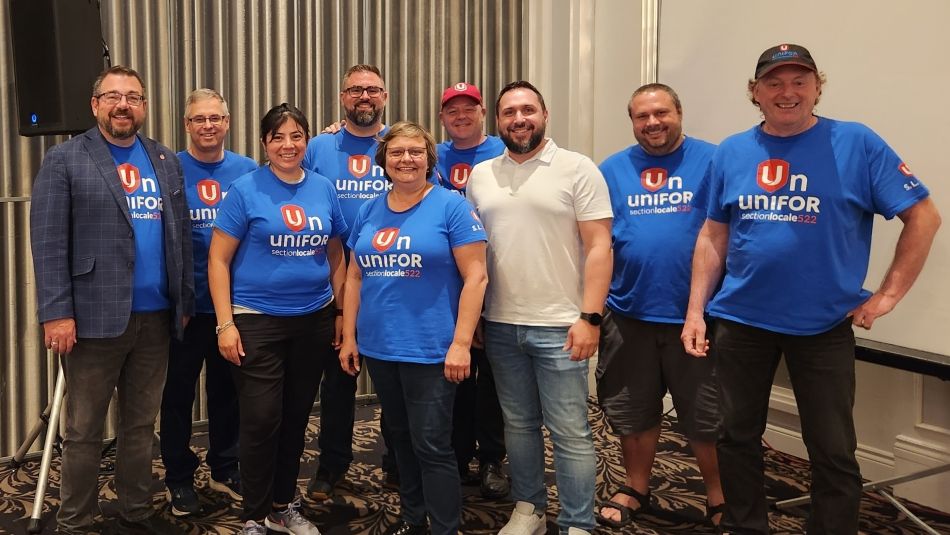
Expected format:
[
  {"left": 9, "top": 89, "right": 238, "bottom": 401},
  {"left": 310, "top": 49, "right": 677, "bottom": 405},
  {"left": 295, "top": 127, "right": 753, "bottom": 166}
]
[{"left": 467, "top": 139, "right": 612, "bottom": 326}]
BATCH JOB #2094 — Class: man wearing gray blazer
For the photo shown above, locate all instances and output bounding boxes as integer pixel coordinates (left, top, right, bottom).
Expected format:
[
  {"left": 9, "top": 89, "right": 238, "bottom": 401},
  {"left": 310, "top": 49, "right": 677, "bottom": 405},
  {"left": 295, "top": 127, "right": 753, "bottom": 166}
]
[{"left": 30, "top": 65, "right": 194, "bottom": 535}]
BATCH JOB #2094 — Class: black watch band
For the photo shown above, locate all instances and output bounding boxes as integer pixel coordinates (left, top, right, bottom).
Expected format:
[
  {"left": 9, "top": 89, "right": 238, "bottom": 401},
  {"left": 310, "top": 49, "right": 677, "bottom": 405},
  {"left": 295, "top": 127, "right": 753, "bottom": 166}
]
[{"left": 579, "top": 312, "right": 603, "bottom": 326}]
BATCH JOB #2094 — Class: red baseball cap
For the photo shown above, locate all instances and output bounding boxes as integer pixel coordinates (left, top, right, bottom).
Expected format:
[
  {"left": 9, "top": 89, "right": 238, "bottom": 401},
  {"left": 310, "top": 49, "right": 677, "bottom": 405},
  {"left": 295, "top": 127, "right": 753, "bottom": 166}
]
[{"left": 441, "top": 82, "right": 483, "bottom": 107}]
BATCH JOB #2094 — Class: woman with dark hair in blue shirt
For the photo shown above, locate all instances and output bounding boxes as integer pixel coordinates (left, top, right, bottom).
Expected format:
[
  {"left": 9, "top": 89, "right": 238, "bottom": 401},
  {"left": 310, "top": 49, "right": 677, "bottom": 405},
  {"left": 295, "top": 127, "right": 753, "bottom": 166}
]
[{"left": 209, "top": 103, "right": 346, "bottom": 535}]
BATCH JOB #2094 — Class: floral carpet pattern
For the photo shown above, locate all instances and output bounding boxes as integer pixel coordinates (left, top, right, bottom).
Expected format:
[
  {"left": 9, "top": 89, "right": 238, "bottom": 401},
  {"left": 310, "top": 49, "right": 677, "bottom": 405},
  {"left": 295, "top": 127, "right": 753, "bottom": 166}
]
[{"left": 1, "top": 400, "right": 948, "bottom": 534}]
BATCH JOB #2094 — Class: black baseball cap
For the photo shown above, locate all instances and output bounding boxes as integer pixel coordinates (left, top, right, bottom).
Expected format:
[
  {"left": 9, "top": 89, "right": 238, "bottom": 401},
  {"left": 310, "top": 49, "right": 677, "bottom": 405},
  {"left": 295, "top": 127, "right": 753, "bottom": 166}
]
[{"left": 755, "top": 44, "right": 817, "bottom": 78}]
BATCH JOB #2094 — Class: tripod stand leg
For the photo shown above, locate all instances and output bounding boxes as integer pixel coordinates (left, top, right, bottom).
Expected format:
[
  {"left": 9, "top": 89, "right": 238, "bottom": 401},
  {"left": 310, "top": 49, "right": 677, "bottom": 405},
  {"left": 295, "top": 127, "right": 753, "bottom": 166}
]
[
  {"left": 28, "top": 364, "right": 66, "bottom": 534},
  {"left": 9, "top": 401, "right": 54, "bottom": 469}
]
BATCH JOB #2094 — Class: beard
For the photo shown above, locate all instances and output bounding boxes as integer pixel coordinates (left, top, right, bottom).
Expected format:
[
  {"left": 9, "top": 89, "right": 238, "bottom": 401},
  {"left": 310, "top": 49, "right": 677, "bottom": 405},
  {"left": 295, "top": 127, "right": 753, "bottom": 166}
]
[
  {"left": 98, "top": 109, "right": 141, "bottom": 140},
  {"left": 500, "top": 125, "right": 545, "bottom": 155},
  {"left": 345, "top": 103, "right": 383, "bottom": 127}
]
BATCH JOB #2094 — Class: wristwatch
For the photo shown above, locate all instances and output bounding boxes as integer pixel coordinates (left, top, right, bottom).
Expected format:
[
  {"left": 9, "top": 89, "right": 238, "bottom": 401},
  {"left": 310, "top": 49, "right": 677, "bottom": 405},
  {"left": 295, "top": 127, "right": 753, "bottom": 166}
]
[{"left": 579, "top": 312, "right": 603, "bottom": 326}]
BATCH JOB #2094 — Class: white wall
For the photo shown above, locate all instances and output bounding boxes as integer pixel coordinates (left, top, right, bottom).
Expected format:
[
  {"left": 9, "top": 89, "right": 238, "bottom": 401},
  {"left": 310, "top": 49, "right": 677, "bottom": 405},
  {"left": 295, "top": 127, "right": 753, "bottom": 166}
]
[{"left": 526, "top": 0, "right": 950, "bottom": 513}]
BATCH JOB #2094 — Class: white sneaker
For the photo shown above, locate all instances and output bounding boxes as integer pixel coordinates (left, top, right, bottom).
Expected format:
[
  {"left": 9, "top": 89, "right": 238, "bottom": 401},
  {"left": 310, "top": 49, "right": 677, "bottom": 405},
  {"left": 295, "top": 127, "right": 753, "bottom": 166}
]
[
  {"left": 498, "top": 501, "right": 546, "bottom": 535},
  {"left": 265, "top": 499, "right": 321, "bottom": 535},
  {"left": 241, "top": 520, "right": 267, "bottom": 535},
  {"left": 566, "top": 529, "right": 591, "bottom": 535}
]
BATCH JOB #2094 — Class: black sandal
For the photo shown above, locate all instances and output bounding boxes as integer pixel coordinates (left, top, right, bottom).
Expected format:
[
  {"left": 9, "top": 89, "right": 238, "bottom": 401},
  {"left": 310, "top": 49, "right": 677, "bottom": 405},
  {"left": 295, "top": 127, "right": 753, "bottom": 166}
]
[
  {"left": 595, "top": 485, "right": 652, "bottom": 528},
  {"left": 706, "top": 501, "right": 726, "bottom": 530}
]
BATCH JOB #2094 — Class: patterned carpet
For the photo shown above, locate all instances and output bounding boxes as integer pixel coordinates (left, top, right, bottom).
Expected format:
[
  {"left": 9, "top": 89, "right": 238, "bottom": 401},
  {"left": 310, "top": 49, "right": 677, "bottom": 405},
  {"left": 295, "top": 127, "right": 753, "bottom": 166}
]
[{"left": 1, "top": 400, "right": 948, "bottom": 534}]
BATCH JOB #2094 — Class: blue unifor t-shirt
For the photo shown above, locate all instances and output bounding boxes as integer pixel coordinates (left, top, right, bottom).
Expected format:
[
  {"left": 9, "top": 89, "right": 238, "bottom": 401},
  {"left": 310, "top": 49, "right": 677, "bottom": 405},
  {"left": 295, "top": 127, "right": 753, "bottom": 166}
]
[
  {"left": 705, "top": 117, "right": 930, "bottom": 335},
  {"left": 600, "top": 136, "right": 715, "bottom": 323},
  {"left": 347, "top": 186, "right": 487, "bottom": 364},
  {"left": 214, "top": 166, "right": 347, "bottom": 316},
  {"left": 435, "top": 135, "right": 506, "bottom": 194},
  {"left": 108, "top": 139, "right": 169, "bottom": 312},
  {"left": 302, "top": 127, "right": 391, "bottom": 243},
  {"left": 180, "top": 150, "right": 258, "bottom": 314}
]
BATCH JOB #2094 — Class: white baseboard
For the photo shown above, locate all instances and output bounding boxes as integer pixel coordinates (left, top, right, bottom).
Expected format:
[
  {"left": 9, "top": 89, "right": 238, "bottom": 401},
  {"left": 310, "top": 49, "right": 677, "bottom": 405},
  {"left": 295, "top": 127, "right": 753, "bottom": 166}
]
[{"left": 892, "top": 434, "right": 950, "bottom": 511}]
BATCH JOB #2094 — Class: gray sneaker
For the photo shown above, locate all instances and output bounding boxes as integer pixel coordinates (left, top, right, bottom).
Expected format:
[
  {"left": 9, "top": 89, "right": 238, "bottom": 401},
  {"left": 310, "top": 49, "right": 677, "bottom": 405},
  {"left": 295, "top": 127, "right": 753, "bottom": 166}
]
[
  {"left": 241, "top": 520, "right": 267, "bottom": 535},
  {"left": 265, "top": 499, "right": 321, "bottom": 535}
]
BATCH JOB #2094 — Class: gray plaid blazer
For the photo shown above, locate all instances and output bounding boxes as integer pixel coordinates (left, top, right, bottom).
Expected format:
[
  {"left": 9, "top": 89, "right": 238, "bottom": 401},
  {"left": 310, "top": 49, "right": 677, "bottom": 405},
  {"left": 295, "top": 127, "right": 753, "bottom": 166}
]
[{"left": 30, "top": 127, "right": 194, "bottom": 339}]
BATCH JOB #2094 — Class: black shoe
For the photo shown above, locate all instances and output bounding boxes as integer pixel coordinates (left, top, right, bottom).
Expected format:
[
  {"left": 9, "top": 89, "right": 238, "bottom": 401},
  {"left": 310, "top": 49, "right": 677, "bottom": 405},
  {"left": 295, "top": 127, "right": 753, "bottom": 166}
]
[
  {"left": 116, "top": 512, "right": 180, "bottom": 535},
  {"left": 166, "top": 484, "right": 201, "bottom": 517},
  {"left": 55, "top": 522, "right": 107, "bottom": 535},
  {"left": 459, "top": 465, "right": 480, "bottom": 486},
  {"left": 383, "top": 520, "right": 429, "bottom": 535},
  {"left": 307, "top": 466, "right": 343, "bottom": 501},
  {"left": 479, "top": 461, "right": 510, "bottom": 499}
]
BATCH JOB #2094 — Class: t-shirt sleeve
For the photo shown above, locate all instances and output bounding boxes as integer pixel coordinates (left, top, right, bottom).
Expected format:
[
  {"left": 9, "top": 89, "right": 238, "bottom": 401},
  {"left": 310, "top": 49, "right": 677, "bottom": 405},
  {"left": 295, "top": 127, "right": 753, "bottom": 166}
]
[
  {"left": 302, "top": 137, "right": 319, "bottom": 172},
  {"left": 573, "top": 157, "right": 614, "bottom": 221},
  {"left": 863, "top": 129, "right": 931, "bottom": 220},
  {"left": 704, "top": 159, "right": 729, "bottom": 223},
  {"left": 446, "top": 196, "right": 487, "bottom": 248},
  {"left": 213, "top": 184, "right": 249, "bottom": 240}
]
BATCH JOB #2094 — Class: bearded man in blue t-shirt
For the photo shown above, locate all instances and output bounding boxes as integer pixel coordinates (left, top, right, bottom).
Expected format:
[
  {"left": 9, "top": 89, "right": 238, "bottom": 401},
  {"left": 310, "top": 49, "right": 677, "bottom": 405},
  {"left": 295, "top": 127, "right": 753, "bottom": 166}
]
[
  {"left": 301, "top": 64, "right": 393, "bottom": 499},
  {"left": 595, "top": 83, "right": 724, "bottom": 529},
  {"left": 681, "top": 44, "right": 941, "bottom": 535}
]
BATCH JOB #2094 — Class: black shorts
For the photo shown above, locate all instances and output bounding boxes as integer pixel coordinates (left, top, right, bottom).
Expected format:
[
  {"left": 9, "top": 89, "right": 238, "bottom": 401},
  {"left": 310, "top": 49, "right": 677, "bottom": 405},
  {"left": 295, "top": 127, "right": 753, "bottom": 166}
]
[{"left": 595, "top": 310, "right": 720, "bottom": 441}]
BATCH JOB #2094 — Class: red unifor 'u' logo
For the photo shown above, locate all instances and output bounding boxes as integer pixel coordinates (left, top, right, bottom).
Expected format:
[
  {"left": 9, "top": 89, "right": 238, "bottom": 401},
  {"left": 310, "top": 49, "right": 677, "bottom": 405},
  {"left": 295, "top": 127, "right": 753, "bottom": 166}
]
[
  {"left": 756, "top": 159, "right": 790, "bottom": 193},
  {"left": 197, "top": 179, "right": 220, "bottom": 206},
  {"left": 372, "top": 227, "right": 399, "bottom": 252},
  {"left": 349, "top": 155, "right": 371, "bottom": 178},
  {"left": 117, "top": 163, "right": 141, "bottom": 194},
  {"left": 450, "top": 163, "right": 472, "bottom": 189},
  {"left": 281, "top": 204, "right": 307, "bottom": 232},
  {"left": 640, "top": 167, "right": 668, "bottom": 192}
]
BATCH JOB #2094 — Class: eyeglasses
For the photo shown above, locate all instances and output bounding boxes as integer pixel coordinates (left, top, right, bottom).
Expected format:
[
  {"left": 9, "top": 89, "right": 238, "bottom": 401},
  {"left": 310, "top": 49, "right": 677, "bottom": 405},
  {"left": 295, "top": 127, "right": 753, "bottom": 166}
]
[
  {"left": 94, "top": 91, "right": 145, "bottom": 107},
  {"left": 386, "top": 148, "right": 427, "bottom": 160},
  {"left": 188, "top": 115, "right": 226, "bottom": 125},
  {"left": 343, "top": 85, "right": 384, "bottom": 98}
]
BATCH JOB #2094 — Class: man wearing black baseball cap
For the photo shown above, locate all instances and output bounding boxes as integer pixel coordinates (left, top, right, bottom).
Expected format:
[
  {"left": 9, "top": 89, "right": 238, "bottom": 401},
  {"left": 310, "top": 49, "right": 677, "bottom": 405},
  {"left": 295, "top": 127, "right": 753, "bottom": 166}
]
[{"left": 681, "top": 44, "right": 941, "bottom": 534}]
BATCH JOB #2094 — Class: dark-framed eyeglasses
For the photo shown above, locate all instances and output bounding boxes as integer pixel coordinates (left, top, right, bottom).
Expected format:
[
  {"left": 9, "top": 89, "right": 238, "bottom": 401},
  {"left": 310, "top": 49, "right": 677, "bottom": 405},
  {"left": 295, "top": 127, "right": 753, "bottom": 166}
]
[
  {"left": 94, "top": 91, "right": 145, "bottom": 107},
  {"left": 187, "top": 115, "right": 226, "bottom": 125},
  {"left": 343, "top": 85, "right": 384, "bottom": 98}
]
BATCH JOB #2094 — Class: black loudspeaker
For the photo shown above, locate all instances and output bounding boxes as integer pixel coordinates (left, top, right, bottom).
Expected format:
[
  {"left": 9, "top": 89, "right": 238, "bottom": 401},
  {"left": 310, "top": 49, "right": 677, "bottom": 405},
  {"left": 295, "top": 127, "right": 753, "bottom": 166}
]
[{"left": 9, "top": 0, "right": 105, "bottom": 137}]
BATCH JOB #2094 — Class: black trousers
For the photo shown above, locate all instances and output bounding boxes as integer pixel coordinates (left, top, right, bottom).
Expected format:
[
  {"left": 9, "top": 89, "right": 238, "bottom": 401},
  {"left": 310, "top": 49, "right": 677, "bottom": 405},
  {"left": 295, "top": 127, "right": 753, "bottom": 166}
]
[
  {"left": 714, "top": 318, "right": 862, "bottom": 535},
  {"left": 231, "top": 307, "right": 335, "bottom": 521},
  {"left": 452, "top": 347, "right": 506, "bottom": 469},
  {"left": 160, "top": 313, "right": 240, "bottom": 488},
  {"left": 316, "top": 350, "right": 357, "bottom": 475}
]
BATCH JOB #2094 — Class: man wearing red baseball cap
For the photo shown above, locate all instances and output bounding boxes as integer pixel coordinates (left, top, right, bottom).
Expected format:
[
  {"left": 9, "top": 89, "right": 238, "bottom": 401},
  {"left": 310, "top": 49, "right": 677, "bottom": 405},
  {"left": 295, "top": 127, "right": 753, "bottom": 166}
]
[
  {"left": 681, "top": 44, "right": 941, "bottom": 534},
  {"left": 435, "top": 82, "right": 510, "bottom": 500}
]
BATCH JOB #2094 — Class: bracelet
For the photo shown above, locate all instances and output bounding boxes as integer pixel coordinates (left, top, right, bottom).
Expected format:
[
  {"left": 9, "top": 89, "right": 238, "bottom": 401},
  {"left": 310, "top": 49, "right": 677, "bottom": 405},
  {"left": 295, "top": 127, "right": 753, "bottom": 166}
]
[
  {"left": 215, "top": 320, "right": 235, "bottom": 336},
  {"left": 335, "top": 309, "right": 344, "bottom": 317}
]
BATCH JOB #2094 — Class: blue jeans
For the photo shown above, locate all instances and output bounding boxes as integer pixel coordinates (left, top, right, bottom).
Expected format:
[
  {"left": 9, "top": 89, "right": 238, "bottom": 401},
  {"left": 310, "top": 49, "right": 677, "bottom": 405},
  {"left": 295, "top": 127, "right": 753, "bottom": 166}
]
[
  {"left": 366, "top": 357, "right": 460, "bottom": 535},
  {"left": 484, "top": 322, "right": 596, "bottom": 533}
]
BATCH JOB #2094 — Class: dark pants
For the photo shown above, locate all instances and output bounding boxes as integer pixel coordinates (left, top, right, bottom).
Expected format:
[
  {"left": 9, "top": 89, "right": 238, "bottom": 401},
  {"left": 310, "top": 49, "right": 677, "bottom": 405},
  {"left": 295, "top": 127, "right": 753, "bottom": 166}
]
[
  {"left": 366, "top": 357, "right": 460, "bottom": 535},
  {"left": 160, "top": 313, "right": 239, "bottom": 488},
  {"left": 452, "top": 347, "right": 506, "bottom": 469},
  {"left": 58, "top": 311, "right": 170, "bottom": 530},
  {"left": 316, "top": 350, "right": 357, "bottom": 475},
  {"left": 231, "top": 307, "right": 335, "bottom": 521},
  {"left": 714, "top": 318, "right": 861, "bottom": 535}
]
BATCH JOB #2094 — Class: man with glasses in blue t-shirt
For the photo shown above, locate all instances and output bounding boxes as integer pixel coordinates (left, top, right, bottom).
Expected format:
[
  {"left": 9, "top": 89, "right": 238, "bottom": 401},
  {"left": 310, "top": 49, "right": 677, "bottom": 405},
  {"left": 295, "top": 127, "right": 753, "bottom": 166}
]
[
  {"left": 681, "top": 44, "right": 941, "bottom": 534},
  {"left": 159, "top": 88, "right": 257, "bottom": 517},
  {"left": 302, "top": 64, "right": 394, "bottom": 499}
]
